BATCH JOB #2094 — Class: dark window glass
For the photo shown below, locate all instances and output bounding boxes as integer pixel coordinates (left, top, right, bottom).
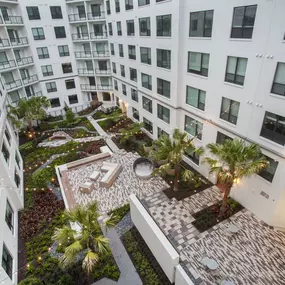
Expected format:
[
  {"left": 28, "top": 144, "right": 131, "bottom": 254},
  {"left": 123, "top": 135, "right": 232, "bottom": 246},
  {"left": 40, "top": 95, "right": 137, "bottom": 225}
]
[
  {"left": 216, "top": 131, "right": 233, "bottom": 144},
  {"left": 157, "top": 49, "right": 171, "bottom": 69},
  {"left": 271, "top": 62, "right": 285, "bottom": 96},
  {"left": 117, "top": 21, "right": 122, "bottom": 35},
  {"left": 114, "top": 79, "right": 118, "bottom": 90},
  {"left": 110, "top": 43, "right": 115, "bottom": 55},
  {"left": 141, "top": 73, "right": 152, "bottom": 90},
  {"left": 225, "top": 56, "right": 248, "bottom": 86},
  {"left": 65, "top": 79, "right": 75, "bottom": 89},
  {"left": 115, "top": 0, "right": 120, "bottom": 12},
  {"left": 143, "top": 117, "right": 153, "bottom": 134},
  {"left": 189, "top": 10, "right": 213, "bottom": 37},
  {"left": 62, "top": 63, "right": 72, "bottom": 73},
  {"left": 138, "top": 0, "right": 150, "bottom": 6},
  {"left": 27, "top": 6, "right": 40, "bottom": 20},
  {"left": 32, "top": 28, "right": 45, "bottom": 40},
  {"left": 5, "top": 200, "right": 14, "bottom": 233},
  {"left": 156, "top": 15, "right": 171, "bottom": 37},
  {"left": 184, "top": 115, "right": 203, "bottom": 140},
  {"left": 4, "top": 128, "right": 11, "bottom": 145},
  {"left": 139, "top": 17, "right": 151, "bottom": 36},
  {"left": 188, "top": 52, "right": 210, "bottom": 77},
  {"left": 132, "top": 107, "right": 139, "bottom": 120},
  {"left": 186, "top": 86, "right": 205, "bottom": 110},
  {"left": 142, "top": 96, "right": 152, "bottom": 113},
  {"left": 50, "top": 6, "right": 62, "bottom": 19},
  {"left": 2, "top": 245, "right": 13, "bottom": 279},
  {"left": 50, "top": 98, "right": 61, "bottom": 108},
  {"left": 108, "top": 23, "right": 113, "bottom": 36},
  {"left": 130, "top": 68, "right": 137, "bottom": 82},
  {"left": 46, "top": 81, "right": 57, "bottom": 93},
  {"left": 220, "top": 97, "right": 240, "bottom": 125},
  {"left": 119, "top": 44, "right": 124, "bottom": 57},
  {"left": 140, "top": 47, "right": 151, "bottom": 65},
  {"left": 68, "top": 94, "right": 78, "bottom": 104},
  {"left": 258, "top": 155, "right": 278, "bottom": 182},
  {"left": 112, "top": 62, "right": 116, "bottom": 73},
  {"left": 157, "top": 127, "right": 169, "bottom": 138},
  {"left": 14, "top": 169, "right": 20, "bottom": 187},
  {"left": 127, "top": 20, "right": 135, "bottom": 36},
  {"left": 131, "top": 88, "right": 138, "bottom": 102},
  {"left": 122, "top": 83, "right": 127, "bottom": 95},
  {"left": 58, "top": 45, "right": 70, "bottom": 57},
  {"left": 125, "top": 0, "right": 133, "bottom": 10},
  {"left": 2, "top": 142, "right": 9, "bottom": 163},
  {"left": 37, "top": 47, "right": 49, "bottom": 59},
  {"left": 157, "top": 78, "right": 170, "bottom": 98},
  {"left": 185, "top": 149, "right": 200, "bottom": 165},
  {"left": 106, "top": 1, "right": 111, "bottom": 14},
  {"left": 103, "top": 92, "right": 111, "bottom": 101},
  {"left": 54, "top": 26, "right": 66, "bottom": 38},
  {"left": 128, "top": 45, "right": 136, "bottom": 60},
  {"left": 157, "top": 104, "right": 170, "bottom": 124},
  {"left": 120, "top": 65, "right": 125, "bottom": 77}
]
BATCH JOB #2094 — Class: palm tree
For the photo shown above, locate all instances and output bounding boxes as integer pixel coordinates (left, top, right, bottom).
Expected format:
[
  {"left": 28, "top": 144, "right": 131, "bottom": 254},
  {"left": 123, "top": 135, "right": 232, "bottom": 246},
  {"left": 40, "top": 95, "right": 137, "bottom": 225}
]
[
  {"left": 151, "top": 128, "right": 203, "bottom": 191},
  {"left": 119, "top": 122, "right": 144, "bottom": 144},
  {"left": 52, "top": 201, "right": 118, "bottom": 275},
  {"left": 203, "top": 139, "right": 268, "bottom": 212},
  {"left": 7, "top": 96, "right": 50, "bottom": 132}
]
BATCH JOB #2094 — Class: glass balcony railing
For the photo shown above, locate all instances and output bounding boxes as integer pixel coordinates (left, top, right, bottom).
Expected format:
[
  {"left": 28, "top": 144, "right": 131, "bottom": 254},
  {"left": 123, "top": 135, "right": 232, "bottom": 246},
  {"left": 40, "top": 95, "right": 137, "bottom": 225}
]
[
  {"left": 72, "top": 33, "right": 89, "bottom": 40},
  {"left": 22, "top": 74, "right": 38, "bottom": 85},
  {"left": 0, "top": 39, "right": 10, "bottom": 48},
  {"left": 4, "top": 16, "right": 23, "bottom": 25},
  {"left": 0, "top": 60, "right": 16, "bottom": 70},
  {"left": 16, "top": 56, "right": 33, "bottom": 66},
  {"left": 68, "top": 14, "right": 87, "bottom": 22},
  {"left": 95, "top": 68, "right": 111, "bottom": 74},
  {"left": 10, "top": 37, "right": 28, "bottom": 46},
  {"left": 5, "top": 79, "right": 22, "bottom": 91},
  {"left": 74, "top": 51, "right": 92, "bottom": 59},
  {"left": 87, "top": 12, "right": 105, "bottom": 20},
  {"left": 78, "top": 68, "right": 94, "bottom": 75},
  {"left": 93, "top": 51, "right": 110, "bottom": 57},
  {"left": 90, "top": 32, "right": 108, "bottom": 39},
  {"left": 80, "top": 84, "right": 97, "bottom": 91}
]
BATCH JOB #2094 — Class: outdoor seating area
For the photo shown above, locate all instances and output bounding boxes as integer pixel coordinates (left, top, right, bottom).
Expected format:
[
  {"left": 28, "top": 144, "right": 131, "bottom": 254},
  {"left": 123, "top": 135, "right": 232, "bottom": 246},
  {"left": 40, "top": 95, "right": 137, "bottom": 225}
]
[
  {"left": 133, "top": 157, "right": 154, "bottom": 179},
  {"left": 49, "top": 131, "right": 72, "bottom": 141}
]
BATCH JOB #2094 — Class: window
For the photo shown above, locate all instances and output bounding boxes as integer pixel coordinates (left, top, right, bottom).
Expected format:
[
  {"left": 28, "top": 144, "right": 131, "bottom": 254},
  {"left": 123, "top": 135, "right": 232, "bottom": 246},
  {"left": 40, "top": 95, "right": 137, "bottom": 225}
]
[
  {"left": 116, "top": 22, "right": 122, "bottom": 35},
  {"left": 188, "top": 52, "right": 210, "bottom": 77},
  {"left": 130, "top": 68, "right": 137, "bottom": 82},
  {"left": 216, "top": 131, "right": 233, "bottom": 144},
  {"left": 271, "top": 63, "right": 285, "bottom": 96},
  {"left": 2, "top": 142, "right": 9, "bottom": 163},
  {"left": 106, "top": 1, "right": 111, "bottom": 14},
  {"left": 185, "top": 149, "right": 200, "bottom": 165},
  {"left": 127, "top": 20, "right": 135, "bottom": 36},
  {"left": 133, "top": 107, "right": 139, "bottom": 120},
  {"left": 231, "top": 5, "right": 257, "bottom": 39},
  {"left": 139, "top": 17, "right": 151, "bottom": 36},
  {"left": 27, "top": 6, "right": 40, "bottom": 20},
  {"left": 5, "top": 200, "right": 14, "bottom": 233},
  {"left": 54, "top": 26, "right": 66, "bottom": 38},
  {"left": 14, "top": 169, "right": 20, "bottom": 187},
  {"left": 68, "top": 95, "right": 78, "bottom": 104},
  {"left": 112, "top": 79, "right": 118, "bottom": 91},
  {"left": 260, "top": 112, "right": 285, "bottom": 146},
  {"left": 157, "top": 104, "right": 170, "bottom": 124},
  {"left": 258, "top": 155, "right": 278, "bottom": 183},
  {"left": 225, "top": 56, "right": 248, "bottom": 86},
  {"left": 2, "top": 245, "right": 12, "bottom": 279},
  {"left": 131, "top": 88, "right": 138, "bottom": 102},
  {"left": 119, "top": 44, "right": 124, "bottom": 57},
  {"left": 103, "top": 92, "right": 111, "bottom": 101},
  {"left": 189, "top": 10, "right": 214, "bottom": 37},
  {"left": 65, "top": 79, "right": 75, "bottom": 89},
  {"left": 46, "top": 81, "right": 57, "bottom": 93},
  {"left": 50, "top": 6, "right": 62, "bottom": 19},
  {"left": 112, "top": 62, "right": 117, "bottom": 73},
  {"left": 98, "top": 60, "right": 107, "bottom": 71},
  {"left": 37, "top": 47, "right": 49, "bottom": 59},
  {"left": 143, "top": 117, "right": 153, "bottom": 134},
  {"left": 115, "top": 0, "right": 120, "bottom": 12},
  {"left": 157, "top": 78, "right": 170, "bottom": 98},
  {"left": 156, "top": 15, "right": 171, "bottom": 37},
  {"left": 157, "top": 49, "right": 171, "bottom": 69},
  {"left": 139, "top": 0, "right": 150, "bottom": 6},
  {"left": 50, "top": 98, "right": 61, "bottom": 108},
  {"left": 158, "top": 127, "right": 169, "bottom": 138},
  {"left": 128, "top": 45, "right": 136, "bottom": 60},
  {"left": 120, "top": 65, "right": 125, "bottom": 77},
  {"left": 32, "top": 27, "right": 45, "bottom": 40},
  {"left": 62, "top": 63, "right": 72, "bottom": 73},
  {"left": 41, "top": 65, "right": 53, "bottom": 76},
  {"left": 141, "top": 73, "right": 152, "bottom": 90},
  {"left": 110, "top": 43, "right": 115, "bottom": 55},
  {"left": 140, "top": 47, "right": 151, "bottom": 65},
  {"left": 185, "top": 115, "right": 203, "bottom": 140},
  {"left": 220, "top": 97, "right": 240, "bottom": 125},
  {"left": 125, "top": 0, "right": 133, "bottom": 10},
  {"left": 186, "top": 86, "right": 206, "bottom": 110},
  {"left": 122, "top": 83, "right": 127, "bottom": 95},
  {"left": 15, "top": 152, "right": 21, "bottom": 169},
  {"left": 142, "top": 96, "right": 152, "bottom": 113},
  {"left": 108, "top": 23, "right": 113, "bottom": 36},
  {"left": 5, "top": 128, "right": 11, "bottom": 145},
  {"left": 58, "top": 45, "right": 70, "bottom": 57}
]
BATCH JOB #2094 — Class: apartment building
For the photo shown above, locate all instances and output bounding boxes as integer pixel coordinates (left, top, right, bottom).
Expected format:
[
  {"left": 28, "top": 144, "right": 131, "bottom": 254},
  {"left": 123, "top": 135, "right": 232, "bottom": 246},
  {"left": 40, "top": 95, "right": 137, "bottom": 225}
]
[{"left": 107, "top": 0, "right": 285, "bottom": 228}]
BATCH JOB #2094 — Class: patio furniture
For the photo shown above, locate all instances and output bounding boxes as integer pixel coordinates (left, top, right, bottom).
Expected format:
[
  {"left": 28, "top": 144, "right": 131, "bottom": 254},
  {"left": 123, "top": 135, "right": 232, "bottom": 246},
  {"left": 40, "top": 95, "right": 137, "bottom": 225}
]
[
  {"left": 201, "top": 257, "right": 219, "bottom": 270},
  {"left": 133, "top": 157, "right": 154, "bottom": 179},
  {"left": 90, "top": 170, "right": 100, "bottom": 181},
  {"left": 100, "top": 162, "right": 122, "bottom": 188},
  {"left": 221, "top": 280, "right": 236, "bottom": 285},
  {"left": 79, "top": 181, "right": 94, "bottom": 194}
]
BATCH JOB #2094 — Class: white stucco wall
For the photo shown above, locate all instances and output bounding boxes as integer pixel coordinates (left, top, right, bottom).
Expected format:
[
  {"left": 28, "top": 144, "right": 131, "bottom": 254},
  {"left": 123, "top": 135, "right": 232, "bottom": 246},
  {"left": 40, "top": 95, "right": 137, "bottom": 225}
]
[{"left": 175, "top": 265, "right": 195, "bottom": 285}]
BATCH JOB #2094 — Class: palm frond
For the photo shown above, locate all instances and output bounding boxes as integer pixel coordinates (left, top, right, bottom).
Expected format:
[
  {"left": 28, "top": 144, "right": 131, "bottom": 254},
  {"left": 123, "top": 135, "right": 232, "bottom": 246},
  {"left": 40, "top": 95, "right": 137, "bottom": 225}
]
[
  {"left": 105, "top": 213, "right": 119, "bottom": 229},
  {"left": 94, "top": 235, "right": 110, "bottom": 254},
  {"left": 82, "top": 250, "right": 99, "bottom": 274},
  {"left": 52, "top": 226, "right": 77, "bottom": 245},
  {"left": 181, "top": 169, "right": 194, "bottom": 182}
]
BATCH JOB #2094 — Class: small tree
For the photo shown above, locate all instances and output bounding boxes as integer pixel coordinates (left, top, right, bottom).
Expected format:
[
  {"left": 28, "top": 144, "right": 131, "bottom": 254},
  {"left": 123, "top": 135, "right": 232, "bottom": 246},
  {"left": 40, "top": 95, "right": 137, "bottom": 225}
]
[
  {"left": 65, "top": 107, "right": 76, "bottom": 125},
  {"left": 52, "top": 201, "right": 118, "bottom": 275},
  {"left": 8, "top": 96, "right": 50, "bottom": 132},
  {"left": 119, "top": 122, "right": 144, "bottom": 144},
  {"left": 151, "top": 128, "right": 203, "bottom": 191},
  {"left": 203, "top": 139, "right": 268, "bottom": 212}
]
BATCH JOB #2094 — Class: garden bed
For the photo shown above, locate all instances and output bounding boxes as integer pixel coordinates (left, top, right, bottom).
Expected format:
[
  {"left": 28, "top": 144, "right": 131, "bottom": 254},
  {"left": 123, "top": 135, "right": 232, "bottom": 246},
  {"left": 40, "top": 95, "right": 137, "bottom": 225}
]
[
  {"left": 122, "top": 227, "right": 171, "bottom": 285},
  {"left": 108, "top": 204, "right": 130, "bottom": 224},
  {"left": 77, "top": 102, "right": 102, "bottom": 116},
  {"left": 192, "top": 197, "right": 244, "bottom": 232}
]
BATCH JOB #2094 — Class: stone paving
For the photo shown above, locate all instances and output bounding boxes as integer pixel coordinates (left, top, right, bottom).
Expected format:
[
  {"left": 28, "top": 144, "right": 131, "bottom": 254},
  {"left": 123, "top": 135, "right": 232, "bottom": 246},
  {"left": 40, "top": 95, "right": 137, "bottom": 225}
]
[{"left": 115, "top": 212, "right": 134, "bottom": 238}]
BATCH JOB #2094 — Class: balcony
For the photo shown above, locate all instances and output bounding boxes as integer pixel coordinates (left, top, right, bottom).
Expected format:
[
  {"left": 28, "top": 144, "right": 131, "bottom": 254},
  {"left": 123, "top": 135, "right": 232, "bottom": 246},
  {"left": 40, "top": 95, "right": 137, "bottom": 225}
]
[
  {"left": 74, "top": 51, "right": 92, "bottom": 59},
  {"left": 97, "top": 85, "right": 113, "bottom": 91},
  {"left": 5, "top": 79, "right": 22, "bottom": 91},
  {"left": 90, "top": 32, "right": 108, "bottom": 40},
  {"left": 72, "top": 33, "right": 89, "bottom": 41},
  {"left": 93, "top": 51, "right": 109, "bottom": 57},
  {"left": 10, "top": 37, "right": 28, "bottom": 47},
  {"left": 87, "top": 12, "right": 105, "bottom": 20},
  {"left": 0, "top": 39, "right": 10, "bottom": 48},
  {"left": 78, "top": 68, "right": 94, "bottom": 75},
  {"left": 95, "top": 68, "right": 111, "bottom": 75},
  {"left": 4, "top": 16, "right": 23, "bottom": 25},
  {"left": 16, "top": 56, "right": 33, "bottom": 66},
  {"left": 68, "top": 14, "right": 87, "bottom": 22},
  {"left": 80, "top": 84, "right": 113, "bottom": 91},
  {"left": 0, "top": 60, "right": 16, "bottom": 71},
  {"left": 22, "top": 74, "right": 38, "bottom": 85}
]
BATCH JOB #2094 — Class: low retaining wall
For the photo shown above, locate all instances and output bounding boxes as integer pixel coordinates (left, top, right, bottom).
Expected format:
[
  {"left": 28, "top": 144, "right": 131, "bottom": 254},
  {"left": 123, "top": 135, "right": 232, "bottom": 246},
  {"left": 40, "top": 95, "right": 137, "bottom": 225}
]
[
  {"left": 66, "top": 152, "right": 110, "bottom": 169},
  {"left": 175, "top": 265, "right": 195, "bottom": 285}
]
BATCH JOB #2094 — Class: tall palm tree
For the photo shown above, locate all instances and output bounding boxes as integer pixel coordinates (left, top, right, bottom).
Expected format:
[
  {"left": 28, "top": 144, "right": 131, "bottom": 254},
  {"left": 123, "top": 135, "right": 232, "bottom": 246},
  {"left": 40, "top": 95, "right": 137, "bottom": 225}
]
[
  {"left": 52, "top": 201, "right": 118, "bottom": 274},
  {"left": 203, "top": 139, "right": 268, "bottom": 212},
  {"left": 7, "top": 96, "right": 50, "bottom": 131},
  {"left": 151, "top": 128, "right": 203, "bottom": 191}
]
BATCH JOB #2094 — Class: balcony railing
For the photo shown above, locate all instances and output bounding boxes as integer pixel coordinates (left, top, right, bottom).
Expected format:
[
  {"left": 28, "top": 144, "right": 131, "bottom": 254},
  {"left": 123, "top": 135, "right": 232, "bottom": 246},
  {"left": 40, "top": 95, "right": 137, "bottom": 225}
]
[
  {"left": 0, "top": 59, "right": 16, "bottom": 70},
  {"left": 93, "top": 51, "right": 109, "bottom": 57},
  {"left": 78, "top": 68, "right": 94, "bottom": 75},
  {"left": 75, "top": 51, "right": 92, "bottom": 59},
  {"left": 68, "top": 14, "right": 87, "bottom": 22},
  {"left": 97, "top": 85, "right": 113, "bottom": 90},
  {"left": 81, "top": 84, "right": 97, "bottom": 91},
  {"left": 16, "top": 56, "right": 33, "bottom": 66},
  {"left": 4, "top": 16, "right": 23, "bottom": 25},
  {"left": 87, "top": 12, "right": 105, "bottom": 20},
  {"left": 35, "top": 91, "right": 42, "bottom": 96},
  {"left": 22, "top": 74, "right": 38, "bottom": 85},
  {"left": 72, "top": 33, "right": 89, "bottom": 41},
  {"left": 95, "top": 68, "right": 111, "bottom": 74},
  {"left": 5, "top": 79, "right": 22, "bottom": 91},
  {"left": 90, "top": 32, "right": 108, "bottom": 39},
  {"left": 0, "top": 39, "right": 10, "bottom": 48},
  {"left": 10, "top": 37, "right": 28, "bottom": 46}
]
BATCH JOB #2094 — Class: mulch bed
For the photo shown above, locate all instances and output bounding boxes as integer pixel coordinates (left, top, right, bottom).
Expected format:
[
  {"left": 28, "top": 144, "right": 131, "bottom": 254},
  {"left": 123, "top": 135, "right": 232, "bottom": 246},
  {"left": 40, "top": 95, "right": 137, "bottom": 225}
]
[
  {"left": 106, "top": 117, "right": 133, "bottom": 133},
  {"left": 192, "top": 197, "right": 244, "bottom": 232}
]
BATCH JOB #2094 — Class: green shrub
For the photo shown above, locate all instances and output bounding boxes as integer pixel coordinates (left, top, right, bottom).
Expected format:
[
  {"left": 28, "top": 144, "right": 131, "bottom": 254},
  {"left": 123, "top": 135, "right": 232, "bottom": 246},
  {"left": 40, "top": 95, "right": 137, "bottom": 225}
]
[
  {"left": 19, "top": 276, "right": 42, "bottom": 285},
  {"left": 108, "top": 204, "right": 130, "bottom": 223},
  {"left": 65, "top": 108, "right": 76, "bottom": 125},
  {"left": 56, "top": 274, "right": 73, "bottom": 285}
]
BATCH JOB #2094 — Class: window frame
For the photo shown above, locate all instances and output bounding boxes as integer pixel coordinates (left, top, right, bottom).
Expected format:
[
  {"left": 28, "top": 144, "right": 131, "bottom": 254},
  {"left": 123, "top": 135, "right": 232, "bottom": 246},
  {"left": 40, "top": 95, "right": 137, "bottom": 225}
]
[
  {"left": 140, "top": 47, "right": 151, "bottom": 65},
  {"left": 128, "top": 45, "right": 136, "bottom": 60},
  {"left": 225, "top": 56, "right": 248, "bottom": 86},
  {"left": 156, "top": 14, "right": 171, "bottom": 37},
  {"left": 41, "top": 65, "right": 53, "bottom": 76},
  {"left": 54, "top": 26, "right": 66, "bottom": 39},
  {"left": 141, "top": 73, "right": 152, "bottom": 90},
  {"left": 46, "top": 81, "right": 57, "bottom": 93},
  {"left": 50, "top": 98, "right": 61, "bottom": 108},
  {"left": 187, "top": 51, "right": 210, "bottom": 77},
  {"left": 50, "top": 6, "right": 63, "bottom": 19},
  {"left": 5, "top": 200, "right": 14, "bottom": 233},
  {"left": 220, "top": 97, "right": 240, "bottom": 125},
  {"left": 157, "top": 78, "right": 170, "bottom": 98},
  {"left": 189, "top": 10, "right": 214, "bottom": 38},
  {"left": 26, "top": 6, "right": 40, "bottom": 20},
  {"left": 184, "top": 115, "right": 203, "bottom": 140},
  {"left": 68, "top": 94, "right": 78, "bottom": 105},
  {"left": 62, "top": 63, "right": 73, "bottom": 74},
  {"left": 271, "top": 62, "right": 285, "bottom": 96},
  {"left": 65, "top": 79, "right": 75, "bottom": 89},
  {"left": 130, "top": 67, "right": 137, "bottom": 82},
  {"left": 143, "top": 117, "right": 153, "bottom": 134},
  {"left": 186, "top": 85, "right": 206, "bottom": 111},
  {"left": 139, "top": 17, "right": 151, "bottom": 36},
  {"left": 258, "top": 155, "right": 278, "bottom": 183},
  {"left": 2, "top": 244, "right": 13, "bottom": 280},
  {"left": 142, "top": 96, "right": 152, "bottom": 113},
  {"left": 157, "top": 48, "right": 171, "bottom": 69},
  {"left": 58, "top": 45, "right": 70, "bottom": 57},
  {"left": 131, "top": 88, "right": 138, "bottom": 102},
  {"left": 37, "top": 47, "right": 49, "bottom": 59},
  {"left": 32, "top": 27, "right": 45, "bottom": 40},
  {"left": 127, "top": 20, "right": 135, "bottom": 36},
  {"left": 157, "top": 104, "right": 170, "bottom": 124}
]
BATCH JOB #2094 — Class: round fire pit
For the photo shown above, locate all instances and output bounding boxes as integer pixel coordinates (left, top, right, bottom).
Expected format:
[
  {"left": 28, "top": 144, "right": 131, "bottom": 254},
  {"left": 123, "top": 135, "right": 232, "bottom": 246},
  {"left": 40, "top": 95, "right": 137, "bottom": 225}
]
[{"left": 133, "top": 157, "right": 154, "bottom": 179}]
